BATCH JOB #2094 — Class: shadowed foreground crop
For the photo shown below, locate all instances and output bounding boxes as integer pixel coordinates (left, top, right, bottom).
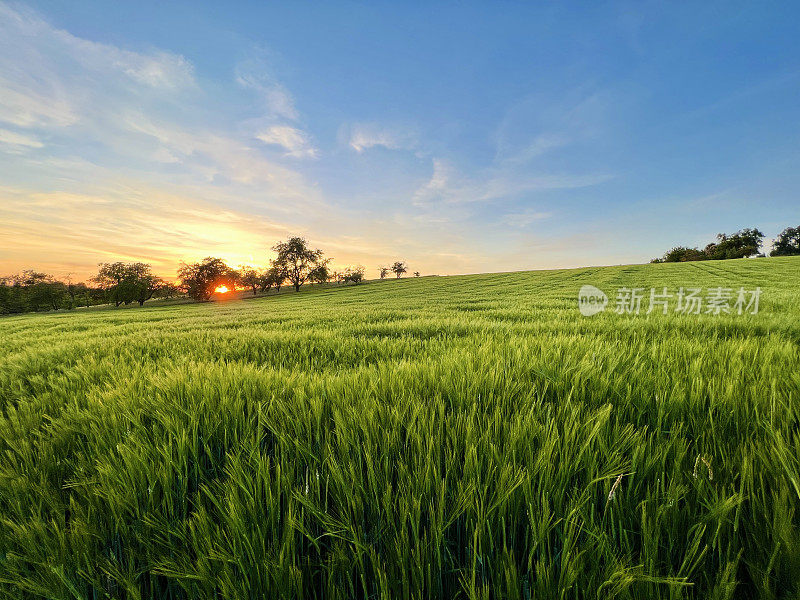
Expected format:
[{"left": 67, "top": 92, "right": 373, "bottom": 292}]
[{"left": 1, "top": 258, "right": 800, "bottom": 599}]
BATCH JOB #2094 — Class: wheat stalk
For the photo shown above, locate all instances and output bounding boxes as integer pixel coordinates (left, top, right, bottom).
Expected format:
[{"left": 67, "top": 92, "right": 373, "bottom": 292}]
[
  {"left": 693, "top": 455, "right": 713, "bottom": 480},
  {"left": 606, "top": 473, "right": 624, "bottom": 505}
]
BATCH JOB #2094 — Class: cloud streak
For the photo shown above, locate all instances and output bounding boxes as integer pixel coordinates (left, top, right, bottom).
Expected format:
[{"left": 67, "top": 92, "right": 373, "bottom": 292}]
[
  {"left": 347, "top": 123, "right": 418, "bottom": 153},
  {"left": 0, "top": 3, "right": 196, "bottom": 128},
  {"left": 256, "top": 125, "right": 318, "bottom": 158},
  {"left": 413, "top": 157, "right": 612, "bottom": 206},
  {"left": 0, "top": 128, "right": 44, "bottom": 151},
  {"left": 235, "top": 55, "right": 299, "bottom": 122}
]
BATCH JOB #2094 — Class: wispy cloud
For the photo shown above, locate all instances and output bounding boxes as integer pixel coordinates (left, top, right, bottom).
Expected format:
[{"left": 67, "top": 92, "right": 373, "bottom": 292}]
[
  {"left": 256, "top": 125, "right": 318, "bottom": 158},
  {"left": 412, "top": 158, "right": 455, "bottom": 204},
  {"left": 411, "top": 87, "right": 616, "bottom": 208},
  {"left": 501, "top": 133, "right": 570, "bottom": 165},
  {"left": 492, "top": 88, "right": 615, "bottom": 164},
  {"left": 413, "top": 157, "right": 611, "bottom": 206},
  {"left": 0, "top": 3, "right": 195, "bottom": 129},
  {"left": 0, "top": 127, "right": 44, "bottom": 151},
  {"left": 122, "top": 113, "right": 318, "bottom": 189},
  {"left": 346, "top": 122, "right": 417, "bottom": 153},
  {"left": 497, "top": 208, "right": 553, "bottom": 228},
  {"left": 235, "top": 53, "right": 299, "bottom": 121},
  {"left": 0, "top": 2, "right": 322, "bottom": 206},
  {"left": 122, "top": 51, "right": 195, "bottom": 89},
  {"left": 234, "top": 49, "right": 319, "bottom": 161}
]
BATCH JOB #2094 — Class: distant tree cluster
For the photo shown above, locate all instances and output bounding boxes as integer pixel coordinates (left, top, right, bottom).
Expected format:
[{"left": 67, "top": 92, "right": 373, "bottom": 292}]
[
  {"left": 177, "top": 257, "right": 239, "bottom": 301},
  {"left": 652, "top": 228, "right": 767, "bottom": 263},
  {"left": 333, "top": 266, "right": 366, "bottom": 285},
  {"left": 378, "top": 261, "right": 417, "bottom": 279},
  {"left": 0, "top": 271, "right": 72, "bottom": 314},
  {"left": 177, "top": 237, "right": 370, "bottom": 302},
  {"left": 770, "top": 226, "right": 800, "bottom": 256},
  {"left": 3, "top": 235, "right": 423, "bottom": 315},
  {"left": 94, "top": 262, "right": 177, "bottom": 306},
  {"left": 0, "top": 266, "right": 177, "bottom": 315}
]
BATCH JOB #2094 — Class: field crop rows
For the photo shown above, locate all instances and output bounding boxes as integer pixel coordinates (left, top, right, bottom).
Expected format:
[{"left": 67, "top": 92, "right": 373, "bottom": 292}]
[{"left": 1, "top": 258, "right": 799, "bottom": 598}]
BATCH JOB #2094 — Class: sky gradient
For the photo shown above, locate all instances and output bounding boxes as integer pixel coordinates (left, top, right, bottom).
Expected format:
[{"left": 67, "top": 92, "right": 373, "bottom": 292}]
[{"left": 1, "top": 1, "right": 799, "bottom": 280}]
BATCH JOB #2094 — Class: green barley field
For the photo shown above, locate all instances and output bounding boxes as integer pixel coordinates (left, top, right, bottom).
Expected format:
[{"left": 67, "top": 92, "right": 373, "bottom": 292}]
[{"left": 2, "top": 257, "right": 800, "bottom": 599}]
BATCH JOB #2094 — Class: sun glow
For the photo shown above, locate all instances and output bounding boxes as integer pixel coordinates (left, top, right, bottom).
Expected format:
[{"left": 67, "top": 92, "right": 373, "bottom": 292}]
[{"left": 214, "top": 285, "right": 229, "bottom": 294}]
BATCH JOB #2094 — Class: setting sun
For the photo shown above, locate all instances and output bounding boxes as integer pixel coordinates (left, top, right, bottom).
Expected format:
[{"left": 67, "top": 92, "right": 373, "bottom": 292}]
[{"left": 214, "top": 285, "right": 229, "bottom": 294}]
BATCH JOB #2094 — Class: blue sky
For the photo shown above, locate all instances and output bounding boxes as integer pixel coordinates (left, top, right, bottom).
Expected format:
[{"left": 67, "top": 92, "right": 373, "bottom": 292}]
[{"left": 1, "top": 1, "right": 798, "bottom": 279}]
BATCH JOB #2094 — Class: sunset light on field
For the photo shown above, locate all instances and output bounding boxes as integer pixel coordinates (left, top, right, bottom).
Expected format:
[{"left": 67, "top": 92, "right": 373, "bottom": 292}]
[
  {"left": 2, "top": 2, "right": 800, "bottom": 597},
  {"left": 0, "top": 2, "right": 798, "bottom": 281}
]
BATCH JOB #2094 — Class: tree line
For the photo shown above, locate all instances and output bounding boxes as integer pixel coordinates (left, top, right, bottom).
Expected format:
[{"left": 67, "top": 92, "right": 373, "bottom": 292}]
[
  {"left": 651, "top": 225, "right": 800, "bottom": 263},
  {"left": 0, "top": 265, "right": 182, "bottom": 315},
  {"left": 6, "top": 226, "right": 798, "bottom": 315},
  {"left": 1, "top": 237, "right": 416, "bottom": 315}
]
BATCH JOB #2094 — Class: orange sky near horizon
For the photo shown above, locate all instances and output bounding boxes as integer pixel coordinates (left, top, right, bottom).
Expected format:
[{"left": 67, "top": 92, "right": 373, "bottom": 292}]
[{"left": 0, "top": 183, "right": 507, "bottom": 283}]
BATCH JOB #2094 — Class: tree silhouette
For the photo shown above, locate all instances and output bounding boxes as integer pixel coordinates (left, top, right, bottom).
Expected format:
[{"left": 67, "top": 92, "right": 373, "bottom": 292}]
[
  {"left": 391, "top": 261, "right": 407, "bottom": 278},
  {"left": 177, "top": 257, "right": 237, "bottom": 301},
  {"left": 771, "top": 226, "right": 800, "bottom": 256},
  {"left": 271, "top": 237, "right": 327, "bottom": 292}
]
